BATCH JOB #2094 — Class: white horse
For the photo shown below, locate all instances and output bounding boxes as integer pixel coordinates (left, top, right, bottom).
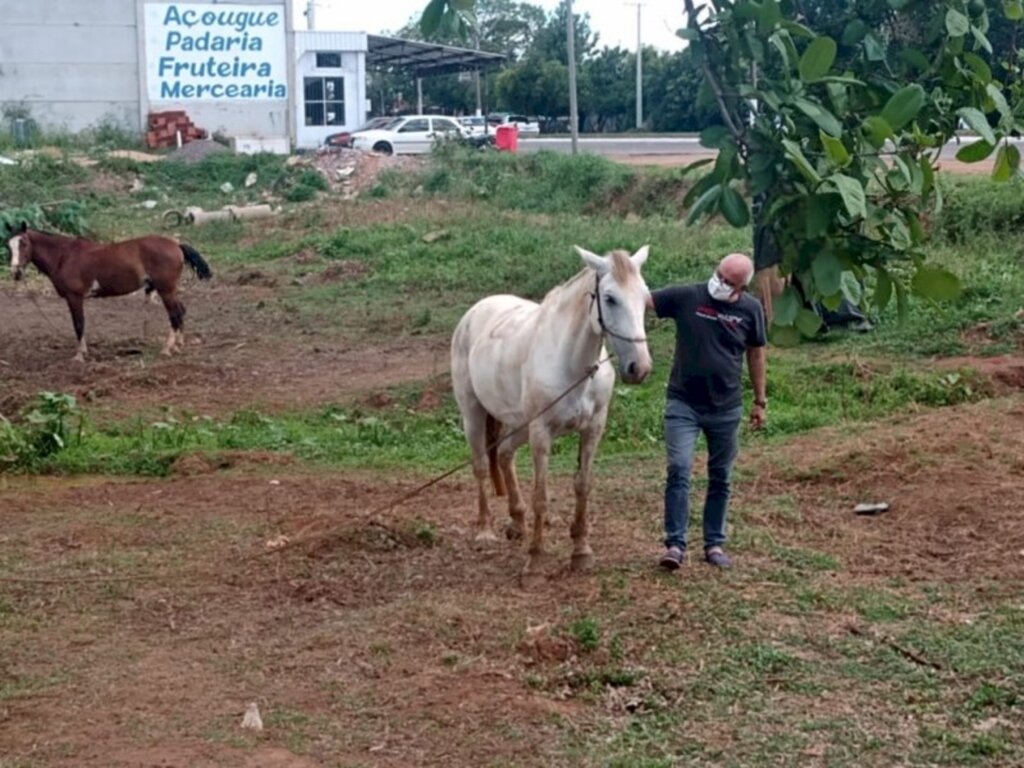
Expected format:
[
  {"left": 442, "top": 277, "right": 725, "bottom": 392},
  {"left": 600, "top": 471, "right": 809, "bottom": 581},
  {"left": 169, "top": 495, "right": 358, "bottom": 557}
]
[{"left": 450, "top": 245, "right": 653, "bottom": 579}]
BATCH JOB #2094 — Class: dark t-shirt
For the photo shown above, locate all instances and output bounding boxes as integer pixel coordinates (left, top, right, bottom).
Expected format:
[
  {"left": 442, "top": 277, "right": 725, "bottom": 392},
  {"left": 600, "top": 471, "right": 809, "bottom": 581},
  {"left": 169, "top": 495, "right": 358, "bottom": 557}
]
[{"left": 652, "top": 283, "right": 767, "bottom": 411}]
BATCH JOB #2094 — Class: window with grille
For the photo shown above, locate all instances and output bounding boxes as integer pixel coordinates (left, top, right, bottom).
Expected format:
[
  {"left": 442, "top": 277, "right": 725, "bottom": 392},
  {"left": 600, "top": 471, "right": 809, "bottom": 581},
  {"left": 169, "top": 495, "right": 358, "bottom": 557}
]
[{"left": 304, "top": 77, "right": 344, "bottom": 126}]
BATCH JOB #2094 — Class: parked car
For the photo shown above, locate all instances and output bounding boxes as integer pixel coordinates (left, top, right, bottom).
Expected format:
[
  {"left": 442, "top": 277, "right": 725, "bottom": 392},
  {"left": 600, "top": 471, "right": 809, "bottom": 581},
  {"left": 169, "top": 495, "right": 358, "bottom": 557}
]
[
  {"left": 323, "top": 116, "right": 396, "bottom": 148},
  {"left": 351, "top": 115, "right": 471, "bottom": 155},
  {"left": 457, "top": 115, "right": 489, "bottom": 137},
  {"left": 486, "top": 113, "right": 541, "bottom": 135}
]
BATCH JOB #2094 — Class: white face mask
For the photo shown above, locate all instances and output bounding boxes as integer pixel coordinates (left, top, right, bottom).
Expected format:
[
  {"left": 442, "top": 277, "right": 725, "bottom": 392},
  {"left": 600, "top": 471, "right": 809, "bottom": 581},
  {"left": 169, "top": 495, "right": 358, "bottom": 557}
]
[{"left": 708, "top": 272, "right": 735, "bottom": 302}]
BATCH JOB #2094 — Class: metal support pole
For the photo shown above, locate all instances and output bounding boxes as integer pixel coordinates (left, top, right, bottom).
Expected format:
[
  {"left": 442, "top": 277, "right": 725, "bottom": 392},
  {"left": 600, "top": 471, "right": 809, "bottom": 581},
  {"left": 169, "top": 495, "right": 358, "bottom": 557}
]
[
  {"left": 636, "top": 3, "right": 642, "bottom": 129},
  {"left": 626, "top": 2, "right": 644, "bottom": 130},
  {"left": 417, "top": 77, "right": 423, "bottom": 114},
  {"left": 567, "top": 0, "right": 579, "bottom": 154}
]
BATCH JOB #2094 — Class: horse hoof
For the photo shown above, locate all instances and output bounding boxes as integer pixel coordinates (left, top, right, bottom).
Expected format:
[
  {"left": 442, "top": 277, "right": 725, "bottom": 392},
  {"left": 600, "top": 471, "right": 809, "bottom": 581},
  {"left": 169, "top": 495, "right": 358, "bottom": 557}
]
[
  {"left": 570, "top": 552, "right": 595, "bottom": 572},
  {"left": 474, "top": 529, "right": 498, "bottom": 544},
  {"left": 505, "top": 523, "right": 524, "bottom": 541}
]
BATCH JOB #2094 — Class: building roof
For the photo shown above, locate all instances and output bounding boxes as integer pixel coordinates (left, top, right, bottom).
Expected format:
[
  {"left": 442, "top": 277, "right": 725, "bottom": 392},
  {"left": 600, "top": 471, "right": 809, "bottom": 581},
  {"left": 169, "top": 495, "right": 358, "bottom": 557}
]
[{"left": 366, "top": 35, "right": 505, "bottom": 77}]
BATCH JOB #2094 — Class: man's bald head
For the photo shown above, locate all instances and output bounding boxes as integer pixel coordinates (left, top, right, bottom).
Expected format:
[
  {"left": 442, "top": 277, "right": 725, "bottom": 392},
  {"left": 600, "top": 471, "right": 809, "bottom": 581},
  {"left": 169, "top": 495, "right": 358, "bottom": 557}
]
[{"left": 719, "top": 253, "right": 754, "bottom": 287}]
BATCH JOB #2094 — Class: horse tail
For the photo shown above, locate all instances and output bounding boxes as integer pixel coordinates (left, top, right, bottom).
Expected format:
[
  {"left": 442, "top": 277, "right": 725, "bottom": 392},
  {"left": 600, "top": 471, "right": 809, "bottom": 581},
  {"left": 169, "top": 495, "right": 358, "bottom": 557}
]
[
  {"left": 486, "top": 414, "right": 507, "bottom": 497},
  {"left": 180, "top": 244, "right": 212, "bottom": 280}
]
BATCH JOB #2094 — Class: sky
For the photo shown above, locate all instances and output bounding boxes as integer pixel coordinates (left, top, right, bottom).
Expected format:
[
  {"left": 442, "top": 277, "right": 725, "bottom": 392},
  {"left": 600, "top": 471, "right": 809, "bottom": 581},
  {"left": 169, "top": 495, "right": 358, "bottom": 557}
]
[{"left": 297, "top": 0, "right": 688, "bottom": 53}]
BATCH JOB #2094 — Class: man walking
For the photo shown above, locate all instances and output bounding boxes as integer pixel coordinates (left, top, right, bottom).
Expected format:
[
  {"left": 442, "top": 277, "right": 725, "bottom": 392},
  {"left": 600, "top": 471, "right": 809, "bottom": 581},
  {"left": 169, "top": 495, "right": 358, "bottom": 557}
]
[{"left": 646, "top": 253, "right": 767, "bottom": 570}]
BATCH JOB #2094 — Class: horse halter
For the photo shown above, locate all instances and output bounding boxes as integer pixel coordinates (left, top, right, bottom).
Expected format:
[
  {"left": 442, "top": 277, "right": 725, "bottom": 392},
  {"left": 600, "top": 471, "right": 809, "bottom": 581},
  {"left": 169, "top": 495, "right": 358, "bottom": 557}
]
[{"left": 590, "top": 272, "right": 648, "bottom": 344}]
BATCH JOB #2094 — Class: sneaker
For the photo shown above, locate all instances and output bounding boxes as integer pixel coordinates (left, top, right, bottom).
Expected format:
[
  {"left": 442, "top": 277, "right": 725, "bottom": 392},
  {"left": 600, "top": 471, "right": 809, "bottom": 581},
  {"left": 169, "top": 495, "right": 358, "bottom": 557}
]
[
  {"left": 704, "top": 547, "right": 732, "bottom": 569},
  {"left": 659, "top": 546, "right": 686, "bottom": 571}
]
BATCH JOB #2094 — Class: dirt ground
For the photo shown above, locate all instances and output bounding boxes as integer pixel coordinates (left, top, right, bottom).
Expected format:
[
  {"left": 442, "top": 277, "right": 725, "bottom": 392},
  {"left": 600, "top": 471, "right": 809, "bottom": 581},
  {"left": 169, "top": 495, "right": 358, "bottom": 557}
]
[
  {"left": 0, "top": 275, "right": 448, "bottom": 421},
  {"left": 3, "top": 213, "right": 1024, "bottom": 765}
]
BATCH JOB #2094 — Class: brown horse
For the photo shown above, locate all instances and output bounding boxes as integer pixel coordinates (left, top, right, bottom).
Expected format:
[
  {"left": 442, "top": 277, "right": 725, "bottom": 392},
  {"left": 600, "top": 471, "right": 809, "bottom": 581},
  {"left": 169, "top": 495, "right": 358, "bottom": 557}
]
[{"left": 6, "top": 222, "right": 212, "bottom": 362}]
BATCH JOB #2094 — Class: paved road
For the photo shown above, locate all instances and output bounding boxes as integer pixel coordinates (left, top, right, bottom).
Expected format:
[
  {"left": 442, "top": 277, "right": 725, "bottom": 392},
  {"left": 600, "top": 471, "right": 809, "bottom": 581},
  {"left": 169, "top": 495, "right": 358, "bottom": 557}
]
[{"left": 518, "top": 135, "right": 1020, "bottom": 160}]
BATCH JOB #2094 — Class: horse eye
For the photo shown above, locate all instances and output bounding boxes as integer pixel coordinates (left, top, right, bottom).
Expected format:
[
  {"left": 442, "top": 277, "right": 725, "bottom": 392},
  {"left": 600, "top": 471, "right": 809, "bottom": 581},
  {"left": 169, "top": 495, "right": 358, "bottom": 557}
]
[{"left": 604, "top": 295, "right": 617, "bottom": 307}]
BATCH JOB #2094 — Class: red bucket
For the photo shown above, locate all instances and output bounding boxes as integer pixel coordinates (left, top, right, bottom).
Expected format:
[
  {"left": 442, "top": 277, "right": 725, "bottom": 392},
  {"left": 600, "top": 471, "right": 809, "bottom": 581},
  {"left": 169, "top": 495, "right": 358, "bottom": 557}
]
[{"left": 495, "top": 124, "right": 519, "bottom": 152}]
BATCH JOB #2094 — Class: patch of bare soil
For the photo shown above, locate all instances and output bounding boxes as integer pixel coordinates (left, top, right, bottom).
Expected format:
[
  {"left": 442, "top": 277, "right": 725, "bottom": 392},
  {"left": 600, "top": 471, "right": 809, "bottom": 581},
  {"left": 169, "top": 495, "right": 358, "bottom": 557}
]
[
  {"left": 752, "top": 397, "right": 1024, "bottom": 581},
  {"left": 0, "top": 471, "right": 594, "bottom": 767},
  {"left": 938, "top": 354, "right": 1024, "bottom": 391},
  {"left": 303, "top": 147, "right": 424, "bottom": 198},
  {"left": 3, "top": 394, "right": 1024, "bottom": 764},
  {"left": 0, "top": 276, "right": 448, "bottom": 420}
]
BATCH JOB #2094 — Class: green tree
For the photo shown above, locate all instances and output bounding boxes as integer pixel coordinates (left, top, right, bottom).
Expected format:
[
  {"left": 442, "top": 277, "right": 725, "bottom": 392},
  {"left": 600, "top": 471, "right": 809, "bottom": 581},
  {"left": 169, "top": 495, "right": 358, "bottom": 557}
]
[
  {"left": 645, "top": 49, "right": 722, "bottom": 131},
  {"left": 679, "top": 0, "right": 1022, "bottom": 339}
]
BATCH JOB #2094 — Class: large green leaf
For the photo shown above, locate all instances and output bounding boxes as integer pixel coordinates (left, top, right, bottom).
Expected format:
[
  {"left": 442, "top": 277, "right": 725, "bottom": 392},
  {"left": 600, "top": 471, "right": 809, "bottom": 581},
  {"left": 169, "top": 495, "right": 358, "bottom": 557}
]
[
  {"left": 820, "top": 131, "right": 850, "bottom": 167},
  {"left": 773, "top": 286, "right": 801, "bottom": 326},
  {"left": 700, "top": 125, "right": 732, "bottom": 149},
  {"left": 840, "top": 272, "right": 863, "bottom": 305},
  {"left": 811, "top": 249, "right": 842, "bottom": 296},
  {"left": 863, "top": 33, "right": 886, "bottom": 62},
  {"left": 956, "top": 139, "right": 996, "bottom": 162},
  {"left": 720, "top": 186, "right": 750, "bottom": 227},
  {"left": 795, "top": 308, "right": 823, "bottom": 337},
  {"left": 683, "top": 172, "right": 717, "bottom": 208},
  {"left": 987, "top": 83, "right": 1012, "bottom": 122},
  {"left": 420, "top": 0, "right": 446, "bottom": 36},
  {"left": 956, "top": 107, "right": 996, "bottom": 145},
  {"left": 862, "top": 116, "right": 894, "bottom": 149},
  {"left": 770, "top": 324, "right": 803, "bottom": 347},
  {"left": 993, "top": 143, "right": 1021, "bottom": 182},
  {"left": 899, "top": 48, "right": 931, "bottom": 72},
  {"left": 1006, "top": 0, "right": 1024, "bottom": 21},
  {"left": 681, "top": 158, "right": 715, "bottom": 176},
  {"left": 874, "top": 267, "right": 893, "bottom": 310},
  {"left": 911, "top": 267, "right": 962, "bottom": 301},
  {"left": 946, "top": 8, "right": 970, "bottom": 37},
  {"left": 806, "top": 195, "right": 836, "bottom": 238},
  {"left": 972, "top": 26, "right": 993, "bottom": 54},
  {"left": 794, "top": 98, "right": 843, "bottom": 137},
  {"left": 685, "top": 184, "right": 722, "bottom": 225},
  {"left": 782, "top": 139, "right": 821, "bottom": 182},
  {"left": 758, "top": 0, "right": 783, "bottom": 35},
  {"left": 799, "top": 36, "right": 837, "bottom": 81},
  {"left": 841, "top": 19, "right": 868, "bottom": 46},
  {"left": 963, "top": 52, "right": 992, "bottom": 84},
  {"left": 828, "top": 174, "right": 867, "bottom": 219},
  {"left": 881, "top": 85, "right": 926, "bottom": 131}
]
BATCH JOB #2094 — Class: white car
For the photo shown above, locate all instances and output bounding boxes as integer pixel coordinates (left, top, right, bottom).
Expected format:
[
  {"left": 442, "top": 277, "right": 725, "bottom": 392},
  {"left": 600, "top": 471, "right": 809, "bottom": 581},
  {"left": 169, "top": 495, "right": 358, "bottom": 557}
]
[
  {"left": 488, "top": 113, "right": 541, "bottom": 135},
  {"left": 458, "top": 115, "right": 489, "bottom": 137},
  {"left": 351, "top": 115, "right": 470, "bottom": 156}
]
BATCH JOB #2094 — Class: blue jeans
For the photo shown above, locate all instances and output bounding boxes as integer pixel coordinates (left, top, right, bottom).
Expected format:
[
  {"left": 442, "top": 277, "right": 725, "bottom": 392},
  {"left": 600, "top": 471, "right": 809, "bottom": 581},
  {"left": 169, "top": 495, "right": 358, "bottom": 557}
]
[{"left": 663, "top": 398, "right": 743, "bottom": 551}]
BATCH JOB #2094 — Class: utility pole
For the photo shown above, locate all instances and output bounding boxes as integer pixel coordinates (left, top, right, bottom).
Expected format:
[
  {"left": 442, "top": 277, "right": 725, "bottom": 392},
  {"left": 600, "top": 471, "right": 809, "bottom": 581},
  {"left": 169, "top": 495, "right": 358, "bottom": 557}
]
[
  {"left": 566, "top": 0, "right": 579, "bottom": 154},
  {"left": 305, "top": 0, "right": 315, "bottom": 30},
  {"left": 625, "top": 2, "right": 644, "bottom": 129},
  {"left": 473, "top": 30, "right": 483, "bottom": 116}
]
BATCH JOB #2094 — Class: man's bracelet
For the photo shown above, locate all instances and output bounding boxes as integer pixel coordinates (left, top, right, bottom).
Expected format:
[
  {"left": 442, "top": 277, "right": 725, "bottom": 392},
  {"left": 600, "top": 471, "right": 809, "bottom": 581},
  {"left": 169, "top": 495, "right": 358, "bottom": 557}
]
[{"left": 754, "top": 399, "right": 767, "bottom": 408}]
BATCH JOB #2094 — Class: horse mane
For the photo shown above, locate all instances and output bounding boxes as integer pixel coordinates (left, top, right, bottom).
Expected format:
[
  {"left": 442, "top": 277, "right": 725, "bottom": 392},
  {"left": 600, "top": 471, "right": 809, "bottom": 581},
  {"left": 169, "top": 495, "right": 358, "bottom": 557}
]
[
  {"left": 539, "top": 250, "right": 638, "bottom": 308},
  {"left": 30, "top": 228, "right": 92, "bottom": 243}
]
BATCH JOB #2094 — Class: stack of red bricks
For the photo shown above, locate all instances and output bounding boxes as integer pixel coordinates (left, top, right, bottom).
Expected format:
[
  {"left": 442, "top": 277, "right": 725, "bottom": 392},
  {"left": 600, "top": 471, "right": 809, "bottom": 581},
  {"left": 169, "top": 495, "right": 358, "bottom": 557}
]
[{"left": 145, "top": 110, "right": 208, "bottom": 149}]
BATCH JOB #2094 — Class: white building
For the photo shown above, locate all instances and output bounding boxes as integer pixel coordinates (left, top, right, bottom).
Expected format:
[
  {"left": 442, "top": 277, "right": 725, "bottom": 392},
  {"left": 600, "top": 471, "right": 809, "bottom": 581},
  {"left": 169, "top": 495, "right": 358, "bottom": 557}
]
[{"left": 0, "top": 0, "right": 502, "bottom": 150}]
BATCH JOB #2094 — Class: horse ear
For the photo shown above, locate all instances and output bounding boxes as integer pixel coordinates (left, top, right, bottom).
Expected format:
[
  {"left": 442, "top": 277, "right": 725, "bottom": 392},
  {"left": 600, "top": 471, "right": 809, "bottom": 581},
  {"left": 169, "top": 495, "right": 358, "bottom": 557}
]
[
  {"left": 3, "top": 221, "right": 11, "bottom": 235},
  {"left": 631, "top": 245, "right": 650, "bottom": 269},
  {"left": 574, "top": 245, "right": 607, "bottom": 275},
  {"left": 19, "top": 221, "right": 27, "bottom": 233}
]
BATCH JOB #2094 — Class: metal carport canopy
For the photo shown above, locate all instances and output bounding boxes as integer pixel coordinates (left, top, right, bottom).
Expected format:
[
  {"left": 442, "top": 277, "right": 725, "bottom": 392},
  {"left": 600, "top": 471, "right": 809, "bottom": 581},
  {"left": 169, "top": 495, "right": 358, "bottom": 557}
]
[{"left": 366, "top": 34, "right": 506, "bottom": 77}]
